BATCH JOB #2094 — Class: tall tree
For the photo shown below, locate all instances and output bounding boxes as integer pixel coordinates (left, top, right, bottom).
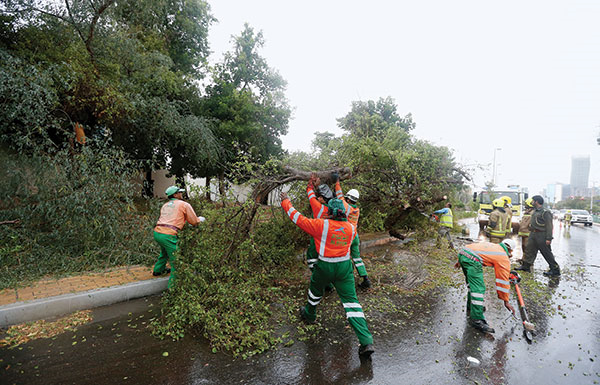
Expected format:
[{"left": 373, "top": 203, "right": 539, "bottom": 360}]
[
  {"left": 199, "top": 24, "right": 291, "bottom": 193},
  {"left": 0, "top": 0, "right": 220, "bottom": 191}
]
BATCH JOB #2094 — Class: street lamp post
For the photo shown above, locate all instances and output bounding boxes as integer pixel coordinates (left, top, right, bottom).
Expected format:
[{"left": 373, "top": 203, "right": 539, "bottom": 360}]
[
  {"left": 492, "top": 148, "right": 502, "bottom": 187},
  {"left": 591, "top": 182, "right": 596, "bottom": 213}
]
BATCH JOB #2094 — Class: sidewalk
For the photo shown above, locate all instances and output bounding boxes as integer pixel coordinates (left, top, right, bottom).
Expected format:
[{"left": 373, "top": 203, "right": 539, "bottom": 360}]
[
  {"left": 0, "top": 232, "right": 399, "bottom": 328},
  {"left": 0, "top": 266, "right": 168, "bottom": 328}
]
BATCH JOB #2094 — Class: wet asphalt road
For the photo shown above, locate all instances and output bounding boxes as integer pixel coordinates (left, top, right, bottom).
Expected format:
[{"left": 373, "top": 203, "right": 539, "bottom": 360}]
[{"left": 1, "top": 220, "right": 599, "bottom": 384}]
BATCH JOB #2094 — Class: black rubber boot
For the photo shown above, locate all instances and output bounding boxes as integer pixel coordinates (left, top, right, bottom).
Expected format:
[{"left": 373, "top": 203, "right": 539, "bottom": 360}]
[
  {"left": 543, "top": 269, "right": 561, "bottom": 277},
  {"left": 299, "top": 307, "right": 315, "bottom": 324},
  {"left": 514, "top": 264, "right": 531, "bottom": 273},
  {"left": 470, "top": 319, "right": 495, "bottom": 334},
  {"left": 358, "top": 344, "right": 375, "bottom": 358},
  {"left": 152, "top": 268, "right": 171, "bottom": 276}
]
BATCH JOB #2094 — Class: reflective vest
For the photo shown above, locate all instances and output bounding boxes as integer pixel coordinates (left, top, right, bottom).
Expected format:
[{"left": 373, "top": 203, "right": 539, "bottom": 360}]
[
  {"left": 440, "top": 209, "right": 453, "bottom": 228},
  {"left": 335, "top": 180, "right": 360, "bottom": 226},
  {"left": 487, "top": 209, "right": 506, "bottom": 238},
  {"left": 504, "top": 206, "right": 513, "bottom": 235},
  {"left": 458, "top": 242, "right": 511, "bottom": 301},
  {"left": 282, "top": 199, "right": 355, "bottom": 262}
]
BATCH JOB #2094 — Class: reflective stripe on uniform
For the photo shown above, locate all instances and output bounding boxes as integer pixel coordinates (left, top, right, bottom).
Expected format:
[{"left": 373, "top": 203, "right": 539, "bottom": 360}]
[
  {"left": 287, "top": 207, "right": 295, "bottom": 217},
  {"left": 471, "top": 300, "right": 485, "bottom": 306},
  {"left": 343, "top": 302, "right": 362, "bottom": 309},
  {"left": 496, "top": 278, "right": 509, "bottom": 285},
  {"left": 308, "top": 191, "right": 316, "bottom": 200},
  {"left": 308, "top": 289, "right": 322, "bottom": 306},
  {"left": 346, "top": 311, "right": 365, "bottom": 318},
  {"left": 316, "top": 205, "right": 325, "bottom": 219},
  {"left": 470, "top": 292, "right": 484, "bottom": 299},
  {"left": 319, "top": 255, "right": 350, "bottom": 263},
  {"left": 292, "top": 212, "right": 300, "bottom": 224},
  {"left": 319, "top": 220, "right": 329, "bottom": 256},
  {"left": 496, "top": 286, "right": 510, "bottom": 293}
]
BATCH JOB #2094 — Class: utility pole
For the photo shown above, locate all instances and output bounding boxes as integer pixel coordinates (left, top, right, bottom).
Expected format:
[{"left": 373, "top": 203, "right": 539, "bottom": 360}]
[{"left": 492, "top": 148, "right": 502, "bottom": 187}]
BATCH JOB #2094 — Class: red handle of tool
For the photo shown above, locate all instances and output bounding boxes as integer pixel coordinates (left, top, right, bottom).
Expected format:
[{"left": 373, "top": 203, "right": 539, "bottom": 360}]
[{"left": 514, "top": 283, "right": 525, "bottom": 307}]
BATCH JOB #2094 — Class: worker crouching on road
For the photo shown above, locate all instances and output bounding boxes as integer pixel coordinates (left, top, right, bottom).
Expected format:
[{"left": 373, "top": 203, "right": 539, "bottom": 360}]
[
  {"left": 153, "top": 186, "right": 205, "bottom": 288},
  {"left": 280, "top": 191, "right": 375, "bottom": 358},
  {"left": 487, "top": 199, "right": 508, "bottom": 244},
  {"left": 456, "top": 239, "right": 516, "bottom": 334}
]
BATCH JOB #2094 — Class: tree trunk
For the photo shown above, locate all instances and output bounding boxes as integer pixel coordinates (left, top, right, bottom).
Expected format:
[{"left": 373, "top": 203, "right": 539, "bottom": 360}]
[
  {"left": 205, "top": 176, "right": 212, "bottom": 201},
  {"left": 218, "top": 172, "right": 226, "bottom": 200},
  {"left": 143, "top": 169, "right": 154, "bottom": 198}
]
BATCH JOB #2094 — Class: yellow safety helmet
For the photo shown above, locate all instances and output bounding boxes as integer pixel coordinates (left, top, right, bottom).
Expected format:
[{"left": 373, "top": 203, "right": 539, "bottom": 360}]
[
  {"left": 500, "top": 195, "right": 512, "bottom": 205},
  {"left": 492, "top": 198, "right": 505, "bottom": 208},
  {"left": 525, "top": 197, "right": 533, "bottom": 207}
]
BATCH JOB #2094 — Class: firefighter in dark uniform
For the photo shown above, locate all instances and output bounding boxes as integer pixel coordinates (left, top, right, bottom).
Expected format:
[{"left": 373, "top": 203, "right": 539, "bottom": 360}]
[{"left": 515, "top": 195, "right": 561, "bottom": 276}]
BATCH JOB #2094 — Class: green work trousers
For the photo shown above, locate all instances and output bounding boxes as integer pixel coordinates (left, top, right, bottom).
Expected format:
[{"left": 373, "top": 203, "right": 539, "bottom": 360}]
[
  {"left": 153, "top": 231, "right": 178, "bottom": 288},
  {"left": 458, "top": 254, "right": 486, "bottom": 321},
  {"left": 302, "top": 259, "right": 373, "bottom": 346},
  {"left": 306, "top": 235, "right": 367, "bottom": 277}
]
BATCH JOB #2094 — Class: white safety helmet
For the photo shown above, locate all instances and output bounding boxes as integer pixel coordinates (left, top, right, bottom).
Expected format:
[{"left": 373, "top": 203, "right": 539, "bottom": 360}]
[
  {"left": 501, "top": 239, "right": 516, "bottom": 251},
  {"left": 345, "top": 189, "right": 360, "bottom": 203}
]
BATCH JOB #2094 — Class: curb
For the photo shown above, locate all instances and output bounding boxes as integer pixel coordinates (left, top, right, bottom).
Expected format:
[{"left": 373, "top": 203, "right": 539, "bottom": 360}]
[{"left": 0, "top": 278, "right": 168, "bottom": 328}]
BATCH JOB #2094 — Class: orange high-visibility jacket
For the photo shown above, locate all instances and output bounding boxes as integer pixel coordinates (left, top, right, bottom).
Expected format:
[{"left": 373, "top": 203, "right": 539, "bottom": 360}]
[
  {"left": 307, "top": 183, "right": 331, "bottom": 219},
  {"left": 335, "top": 180, "right": 360, "bottom": 226},
  {"left": 282, "top": 199, "right": 356, "bottom": 261},
  {"left": 154, "top": 199, "right": 200, "bottom": 236},
  {"left": 460, "top": 242, "right": 511, "bottom": 301}
]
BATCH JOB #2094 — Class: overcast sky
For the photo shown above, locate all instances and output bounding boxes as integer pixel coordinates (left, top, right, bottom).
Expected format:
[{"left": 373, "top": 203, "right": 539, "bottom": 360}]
[{"left": 207, "top": 1, "right": 600, "bottom": 195}]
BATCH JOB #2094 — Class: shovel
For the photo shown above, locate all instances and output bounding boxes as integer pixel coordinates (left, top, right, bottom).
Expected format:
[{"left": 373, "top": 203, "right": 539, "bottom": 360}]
[{"left": 509, "top": 271, "right": 535, "bottom": 342}]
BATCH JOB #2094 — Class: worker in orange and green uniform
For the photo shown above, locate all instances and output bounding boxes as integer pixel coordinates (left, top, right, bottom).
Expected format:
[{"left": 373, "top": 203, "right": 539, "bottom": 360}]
[
  {"left": 433, "top": 202, "right": 454, "bottom": 249},
  {"left": 153, "top": 186, "right": 205, "bottom": 288},
  {"left": 333, "top": 173, "right": 372, "bottom": 289},
  {"left": 456, "top": 239, "right": 516, "bottom": 334},
  {"left": 500, "top": 196, "right": 513, "bottom": 236},
  {"left": 487, "top": 199, "right": 508, "bottom": 244},
  {"left": 280, "top": 191, "right": 375, "bottom": 358},
  {"left": 516, "top": 198, "right": 534, "bottom": 262}
]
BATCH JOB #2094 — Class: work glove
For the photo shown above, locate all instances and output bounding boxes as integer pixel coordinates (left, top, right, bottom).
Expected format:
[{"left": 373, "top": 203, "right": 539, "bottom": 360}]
[
  {"left": 331, "top": 171, "right": 340, "bottom": 182},
  {"left": 198, "top": 216, "right": 206, "bottom": 223},
  {"left": 359, "top": 276, "right": 372, "bottom": 289}
]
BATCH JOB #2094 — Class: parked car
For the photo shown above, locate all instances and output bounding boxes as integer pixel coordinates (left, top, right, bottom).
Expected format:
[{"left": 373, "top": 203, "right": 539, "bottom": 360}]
[{"left": 570, "top": 209, "right": 594, "bottom": 226}]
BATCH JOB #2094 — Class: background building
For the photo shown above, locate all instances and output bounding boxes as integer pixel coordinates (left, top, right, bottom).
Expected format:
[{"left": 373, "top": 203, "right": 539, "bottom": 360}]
[
  {"left": 545, "top": 183, "right": 564, "bottom": 204},
  {"left": 570, "top": 155, "right": 590, "bottom": 196}
]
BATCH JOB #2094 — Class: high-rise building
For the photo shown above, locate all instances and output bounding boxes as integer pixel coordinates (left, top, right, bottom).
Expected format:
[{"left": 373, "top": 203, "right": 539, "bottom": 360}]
[
  {"left": 546, "top": 183, "right": 564, "bottom": 204},
  {"left": 570, "top": 155, "right": 590, "bottom": 196}
]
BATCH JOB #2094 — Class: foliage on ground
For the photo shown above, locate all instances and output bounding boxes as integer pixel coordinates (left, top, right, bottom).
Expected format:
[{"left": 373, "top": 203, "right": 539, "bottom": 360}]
[
  {"left": 0, "top": 310, "right": 92, "bottom": 348},
  {"left": 0, "top": 144, "right": 157, "bottom": 289},
  {"left": 150, "top": 198, "right": 307, "bottom": 357}
]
